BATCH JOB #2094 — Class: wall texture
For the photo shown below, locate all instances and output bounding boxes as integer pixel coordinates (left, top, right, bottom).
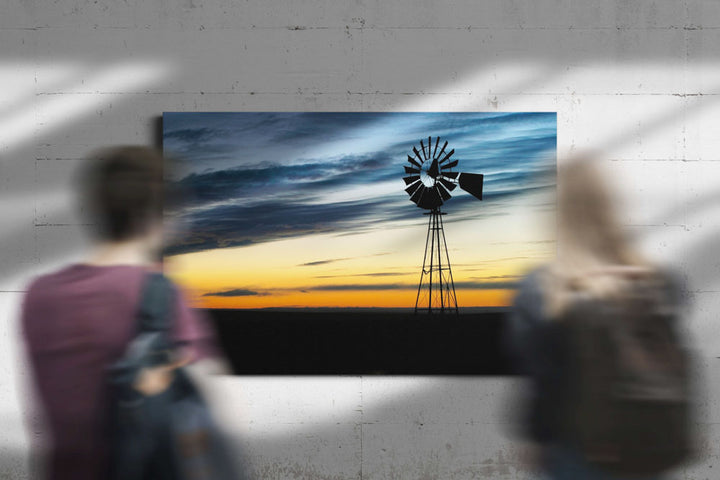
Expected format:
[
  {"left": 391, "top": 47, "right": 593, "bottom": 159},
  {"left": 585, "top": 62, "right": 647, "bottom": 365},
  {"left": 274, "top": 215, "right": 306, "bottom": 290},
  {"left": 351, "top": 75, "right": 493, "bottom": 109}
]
[{"left": 1, "top": 1, "right": 719, "bottom": 478}]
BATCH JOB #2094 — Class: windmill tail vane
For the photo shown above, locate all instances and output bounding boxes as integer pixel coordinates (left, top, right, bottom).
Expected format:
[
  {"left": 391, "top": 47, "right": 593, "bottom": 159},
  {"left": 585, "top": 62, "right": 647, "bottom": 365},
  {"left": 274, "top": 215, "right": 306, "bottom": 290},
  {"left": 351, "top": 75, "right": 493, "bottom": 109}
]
[{"left": 402, "top": 136, "right": 484, "bottom": 314}]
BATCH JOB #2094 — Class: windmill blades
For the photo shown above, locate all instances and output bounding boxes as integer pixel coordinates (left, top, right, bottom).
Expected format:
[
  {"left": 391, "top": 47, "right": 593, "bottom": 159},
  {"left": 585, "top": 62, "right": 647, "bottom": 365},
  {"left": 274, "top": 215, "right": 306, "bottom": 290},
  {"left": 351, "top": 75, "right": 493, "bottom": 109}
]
[
  {"left": 410, "top": 184, "right": 426, "bottom": 205},
  {"left": 438, "top": 177, "right": 457, "bottom": 191},
  {"left": 436, "top": 183, "right": 452, "bottom": 202},
  {"left": 458, "top": 172, "right": 484, "bottom": 200},
  {"left": 407, "top": 155, "right": 422, "bottom": 169},
  {"left": 439, "top": 148, "right": 455, "bottom": 165},
  {"left": 435, "top": 140, "right": 448, "bottom": 161},
  {"left": 403, "top": 175, "right": 420, "bottom": 185},
  {"left": 412, "top": 147, "right": 424, "bottom": 165},
  {"left": 428, "top": 186, "right": 443, "bottom": 208},
  {"left": 417, "top": 186, "right": 443, "bottom": 209},
  {"left": 403, "top": 136, "right": 471, "bottom": 210},
  {"left": 405, "top": 180, "right": 423, "bottom": 196},
  {"left": 441, "top": 159, "right": 459, "bottom": 170}
]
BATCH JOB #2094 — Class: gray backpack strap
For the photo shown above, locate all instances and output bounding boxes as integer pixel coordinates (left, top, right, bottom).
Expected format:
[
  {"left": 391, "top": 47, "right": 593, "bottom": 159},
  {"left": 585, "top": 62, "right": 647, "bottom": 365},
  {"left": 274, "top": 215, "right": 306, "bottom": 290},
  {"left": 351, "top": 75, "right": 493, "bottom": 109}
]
[
  {"left": 136, "top": 272, "right": 175, "bottom": 335},
  {"left": 114, "top": 272, "right": 176, "bottom": 377}
]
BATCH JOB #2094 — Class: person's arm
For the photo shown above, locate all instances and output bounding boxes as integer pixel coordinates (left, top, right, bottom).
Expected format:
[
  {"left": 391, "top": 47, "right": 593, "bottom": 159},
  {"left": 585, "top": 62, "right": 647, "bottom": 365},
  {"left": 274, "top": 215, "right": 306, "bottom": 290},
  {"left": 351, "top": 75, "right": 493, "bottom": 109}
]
[
  {"left": 507, "top": 269, "right": 565, "bottom": 444},
  {"left": 506, "top": 270, "right": 546, "bottom": 375},
  {"left": 170, "top": 286, "right": 231, "bottom": 375},
  {"left": 133, "top": 283, "right": 230, "bottom": 396}
]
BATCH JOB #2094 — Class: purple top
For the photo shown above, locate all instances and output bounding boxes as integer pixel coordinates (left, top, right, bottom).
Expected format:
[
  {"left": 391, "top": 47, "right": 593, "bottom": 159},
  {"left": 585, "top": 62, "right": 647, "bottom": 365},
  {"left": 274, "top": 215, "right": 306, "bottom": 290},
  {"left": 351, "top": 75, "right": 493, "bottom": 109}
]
[{"left": 21, "top": 264, "right": 217, "bottom": 480}]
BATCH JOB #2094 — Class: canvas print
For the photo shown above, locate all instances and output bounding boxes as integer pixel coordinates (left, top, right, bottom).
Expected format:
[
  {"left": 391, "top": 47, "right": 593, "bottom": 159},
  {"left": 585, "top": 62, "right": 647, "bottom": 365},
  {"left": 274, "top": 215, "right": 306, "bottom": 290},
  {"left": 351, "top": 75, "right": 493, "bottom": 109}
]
[{"left": 162, "top": 112, "right": 556, "bottom": 313}]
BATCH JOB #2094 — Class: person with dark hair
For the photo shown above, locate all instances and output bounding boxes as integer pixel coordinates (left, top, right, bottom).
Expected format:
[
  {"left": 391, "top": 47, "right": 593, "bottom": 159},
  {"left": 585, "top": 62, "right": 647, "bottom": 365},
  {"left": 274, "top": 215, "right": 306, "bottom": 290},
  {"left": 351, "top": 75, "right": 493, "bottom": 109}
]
[
  {"left": 80, "top": 146, "right": 167, "bottom": 244},
  {"left": 21, "top": 146, "right": 220, "bottom": 479}
]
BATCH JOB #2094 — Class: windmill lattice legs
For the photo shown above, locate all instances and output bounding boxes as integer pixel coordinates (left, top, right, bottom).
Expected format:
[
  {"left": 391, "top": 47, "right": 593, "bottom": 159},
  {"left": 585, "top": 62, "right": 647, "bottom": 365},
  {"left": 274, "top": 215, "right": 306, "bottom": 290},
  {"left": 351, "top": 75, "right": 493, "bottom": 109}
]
[{"left": 414, "top": 208, "right": 458, "bottom": 314}]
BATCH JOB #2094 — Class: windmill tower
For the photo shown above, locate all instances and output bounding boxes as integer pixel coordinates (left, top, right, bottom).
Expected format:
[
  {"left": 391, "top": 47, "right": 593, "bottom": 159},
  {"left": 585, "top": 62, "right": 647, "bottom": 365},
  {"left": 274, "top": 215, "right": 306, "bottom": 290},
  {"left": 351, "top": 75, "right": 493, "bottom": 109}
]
[{"left": 403, "top": 137, "right": 484, "bottom": 314}]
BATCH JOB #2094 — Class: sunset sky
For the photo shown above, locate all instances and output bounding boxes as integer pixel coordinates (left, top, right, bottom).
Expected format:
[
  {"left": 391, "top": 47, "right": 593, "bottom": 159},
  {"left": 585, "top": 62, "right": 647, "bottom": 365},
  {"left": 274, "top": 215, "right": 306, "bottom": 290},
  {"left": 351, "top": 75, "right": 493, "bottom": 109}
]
[{"left": 162, "top": 112, "right": 556, "bottom": 309}]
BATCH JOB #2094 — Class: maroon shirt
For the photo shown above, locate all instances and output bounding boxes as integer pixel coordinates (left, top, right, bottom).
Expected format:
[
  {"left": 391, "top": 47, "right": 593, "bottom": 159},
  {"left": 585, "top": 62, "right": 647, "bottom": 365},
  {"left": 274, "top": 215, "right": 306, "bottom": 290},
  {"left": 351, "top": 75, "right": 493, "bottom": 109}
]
[{"left": 21, "top": 264, "right": 216, "bottom": 480}]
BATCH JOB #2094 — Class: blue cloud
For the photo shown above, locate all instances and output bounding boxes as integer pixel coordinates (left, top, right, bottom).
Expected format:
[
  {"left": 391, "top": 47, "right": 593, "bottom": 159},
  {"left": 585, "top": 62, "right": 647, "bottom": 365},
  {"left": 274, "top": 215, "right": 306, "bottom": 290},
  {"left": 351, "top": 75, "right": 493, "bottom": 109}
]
[{"left": 163, "top": 112, "right": 556, "bottom": 256}]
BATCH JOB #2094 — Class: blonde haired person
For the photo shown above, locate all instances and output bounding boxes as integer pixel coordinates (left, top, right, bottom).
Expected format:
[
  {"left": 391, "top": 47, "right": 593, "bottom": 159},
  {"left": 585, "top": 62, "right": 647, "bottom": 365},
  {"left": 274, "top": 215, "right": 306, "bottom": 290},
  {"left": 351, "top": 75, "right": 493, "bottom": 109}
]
[{"left": 508, "top": 157, "right": 692, "bottom": 480}]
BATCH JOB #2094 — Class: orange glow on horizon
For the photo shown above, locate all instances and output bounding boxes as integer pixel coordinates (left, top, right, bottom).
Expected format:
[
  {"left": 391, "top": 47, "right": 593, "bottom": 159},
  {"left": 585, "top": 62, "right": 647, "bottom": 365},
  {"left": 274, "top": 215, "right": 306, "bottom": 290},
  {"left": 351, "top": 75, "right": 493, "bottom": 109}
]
[
  {"left": 178, "top": 287, "right": 513, "bottom": 310},
  {"left": 166, "top": 193, "right": 553, "bottom": 310}
]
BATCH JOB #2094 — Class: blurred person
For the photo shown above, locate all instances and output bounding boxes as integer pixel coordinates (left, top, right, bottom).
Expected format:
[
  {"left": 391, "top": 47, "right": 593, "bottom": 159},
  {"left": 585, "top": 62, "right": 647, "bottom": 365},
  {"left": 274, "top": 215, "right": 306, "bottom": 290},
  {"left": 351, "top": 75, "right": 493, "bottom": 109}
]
[
  {"left": 508, "top": 157, "right": 694, "bottom": 479},
  {"left": 21, "top": 147, "right": 223, "bottom": 479}
]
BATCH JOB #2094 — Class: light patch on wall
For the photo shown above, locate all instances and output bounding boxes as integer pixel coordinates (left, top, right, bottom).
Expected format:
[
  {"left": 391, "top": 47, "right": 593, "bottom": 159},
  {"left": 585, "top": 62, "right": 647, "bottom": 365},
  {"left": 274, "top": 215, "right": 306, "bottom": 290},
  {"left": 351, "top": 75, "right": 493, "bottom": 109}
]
[
  {"left": 201, "top": 376, "right": 441, "bottom": 438},
  {"left": 0, "top": 61, "right": 173, "bottom": 153},
  {"left": 0, "top": 63, "right": 81, "bottom": 115}
]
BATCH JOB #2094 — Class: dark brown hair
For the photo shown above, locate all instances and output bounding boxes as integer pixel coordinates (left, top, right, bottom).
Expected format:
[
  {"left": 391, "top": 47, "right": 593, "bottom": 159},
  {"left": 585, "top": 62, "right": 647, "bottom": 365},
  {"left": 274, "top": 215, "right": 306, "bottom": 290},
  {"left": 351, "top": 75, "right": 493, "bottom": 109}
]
[{"left": 80, "top": 146, "right": 165, "bottom": 241}]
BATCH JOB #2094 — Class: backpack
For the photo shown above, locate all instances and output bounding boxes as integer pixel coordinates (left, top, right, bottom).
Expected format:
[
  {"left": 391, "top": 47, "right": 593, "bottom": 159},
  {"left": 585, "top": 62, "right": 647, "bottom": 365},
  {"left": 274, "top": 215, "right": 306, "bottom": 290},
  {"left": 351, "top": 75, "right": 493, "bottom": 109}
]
[
  {"left": 560, "top": 272, "right": 693, "bottom": 476},
  {"left": 107, "top": 273, "right": 242, "bottom": 480}
]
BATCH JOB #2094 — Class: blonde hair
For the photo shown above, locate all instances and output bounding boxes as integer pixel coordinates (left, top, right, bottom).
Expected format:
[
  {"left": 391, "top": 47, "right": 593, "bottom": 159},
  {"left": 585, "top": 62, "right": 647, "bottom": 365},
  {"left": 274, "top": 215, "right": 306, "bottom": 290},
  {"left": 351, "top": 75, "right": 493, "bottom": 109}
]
[{"left": 543, "top": 155, "right": 650, "bottom": 318}]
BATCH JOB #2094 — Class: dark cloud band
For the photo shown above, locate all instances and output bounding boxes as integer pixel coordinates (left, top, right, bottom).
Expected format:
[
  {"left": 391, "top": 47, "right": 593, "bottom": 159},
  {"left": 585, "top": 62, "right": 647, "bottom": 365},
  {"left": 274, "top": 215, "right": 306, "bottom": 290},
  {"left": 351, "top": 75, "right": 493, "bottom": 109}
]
[
  {"left": 164, "top": 112, "right": 556, "bottom": 257},
  {"left": 202, "top": 289, "right": 265, "bottom": 297}
]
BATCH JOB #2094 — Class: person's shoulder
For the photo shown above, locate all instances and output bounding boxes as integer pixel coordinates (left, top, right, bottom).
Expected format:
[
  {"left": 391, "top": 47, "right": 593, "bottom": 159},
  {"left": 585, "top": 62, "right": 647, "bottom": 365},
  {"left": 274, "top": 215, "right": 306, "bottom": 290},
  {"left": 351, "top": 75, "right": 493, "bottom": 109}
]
[
  {"left": 648, "top": 266, "right": 687, "bottom": 308},
  {"left": 24, "top": 264, "right": 78, "bottom": 296},
  {"left": 513, "top": 265, "right": 551, "bottom": 318},
  {"left": 25, "top": 263, "right": 150, "bottom": 300},
  {"left": 516, "top": 265, "right": 550, "bottom": 296},
  {"left": 652, "top": 266, "right": 684, "bottom": 288},
  {"left": 612, "top": 264, "right": 684, "bottom": 295},
  {"left": 595, "top": 264, "right": 687, "bottom": 311},
  {"left": 21, "top": 265, "right": 85, "bottom": 320}
]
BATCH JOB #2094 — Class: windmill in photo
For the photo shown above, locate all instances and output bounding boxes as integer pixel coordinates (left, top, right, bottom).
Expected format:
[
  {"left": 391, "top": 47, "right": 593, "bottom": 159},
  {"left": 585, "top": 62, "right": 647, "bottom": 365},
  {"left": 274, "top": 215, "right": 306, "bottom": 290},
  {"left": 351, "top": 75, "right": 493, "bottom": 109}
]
[{"left": 403, "top": 136, "right": 485, "bottom": 314}]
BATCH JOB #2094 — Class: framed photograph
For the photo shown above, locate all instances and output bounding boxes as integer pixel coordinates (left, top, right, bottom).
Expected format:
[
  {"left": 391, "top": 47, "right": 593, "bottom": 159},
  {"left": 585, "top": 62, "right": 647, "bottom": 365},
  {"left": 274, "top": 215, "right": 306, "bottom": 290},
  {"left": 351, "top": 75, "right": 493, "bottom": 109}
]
[{"left": 163, "top": 112, "right": 556, "bottom": 374}]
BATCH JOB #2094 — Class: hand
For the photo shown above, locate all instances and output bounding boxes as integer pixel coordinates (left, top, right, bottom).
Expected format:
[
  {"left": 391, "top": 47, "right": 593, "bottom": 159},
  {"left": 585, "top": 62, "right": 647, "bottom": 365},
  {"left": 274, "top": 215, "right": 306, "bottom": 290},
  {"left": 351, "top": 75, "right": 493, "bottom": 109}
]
[{"left": 132, "top": 354, "right": 190, "bottom": 396}]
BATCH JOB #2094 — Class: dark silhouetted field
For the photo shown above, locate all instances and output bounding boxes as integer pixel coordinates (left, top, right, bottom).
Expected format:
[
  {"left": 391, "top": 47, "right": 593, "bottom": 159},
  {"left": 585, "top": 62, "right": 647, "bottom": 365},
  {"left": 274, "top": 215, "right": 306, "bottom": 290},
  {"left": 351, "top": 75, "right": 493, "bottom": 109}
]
[{"left": 206, "top": 308, "right": 515, "bottom": 375}]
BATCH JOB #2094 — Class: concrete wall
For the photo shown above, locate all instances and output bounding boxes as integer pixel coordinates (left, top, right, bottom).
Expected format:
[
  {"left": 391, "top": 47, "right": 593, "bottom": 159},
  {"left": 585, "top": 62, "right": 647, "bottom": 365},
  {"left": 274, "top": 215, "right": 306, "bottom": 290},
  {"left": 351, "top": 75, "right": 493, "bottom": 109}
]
[{"left": 1, "top": 1, "right": 719, "bottom": 478}]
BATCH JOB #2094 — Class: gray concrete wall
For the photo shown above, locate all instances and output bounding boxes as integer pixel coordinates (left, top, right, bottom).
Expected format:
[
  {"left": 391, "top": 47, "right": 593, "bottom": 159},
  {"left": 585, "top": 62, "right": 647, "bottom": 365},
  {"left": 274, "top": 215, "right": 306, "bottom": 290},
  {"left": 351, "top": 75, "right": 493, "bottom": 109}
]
[{"left": 1, "top": 1, "right": 719, "bottom": 478}]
